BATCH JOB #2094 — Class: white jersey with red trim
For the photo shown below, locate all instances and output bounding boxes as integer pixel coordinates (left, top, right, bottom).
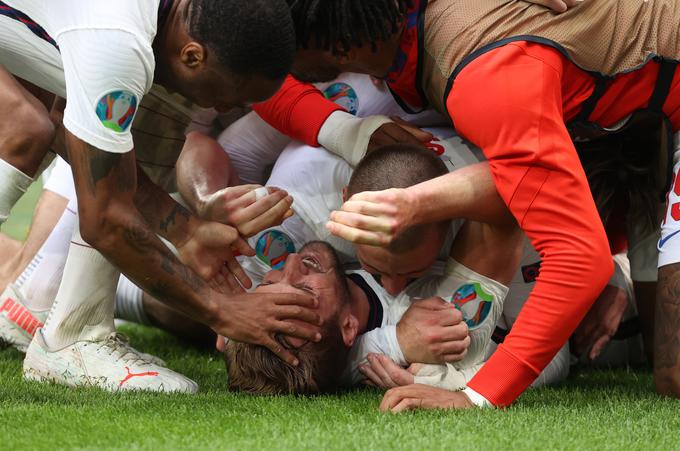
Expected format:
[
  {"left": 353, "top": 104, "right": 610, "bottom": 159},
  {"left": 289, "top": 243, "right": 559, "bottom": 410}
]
[{"left": 0, "top": 0, "right": 163, "bottom": 153}]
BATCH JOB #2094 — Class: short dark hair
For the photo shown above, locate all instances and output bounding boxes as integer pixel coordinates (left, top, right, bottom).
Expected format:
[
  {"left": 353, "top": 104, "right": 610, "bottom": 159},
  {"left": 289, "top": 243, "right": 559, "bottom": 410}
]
[
  {"left": 348, "top": 144, "right": 449, "bottom": 252},
  {"left": 189, "top": 0, "right": 296, "bottom": 80},
  {"left": 288, "top": 0, "right": 411, "bottom": 55}
]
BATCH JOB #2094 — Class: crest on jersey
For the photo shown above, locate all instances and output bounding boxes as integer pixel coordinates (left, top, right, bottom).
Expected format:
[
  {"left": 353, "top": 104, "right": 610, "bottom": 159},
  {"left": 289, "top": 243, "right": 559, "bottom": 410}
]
[
  {"left": 323, "top": 82, "right": 359, "bottom": 115},
  {"left": 255, "top": 230, "right": 296, "bottom": 270},
  {"left": 451, "top": 283, "right": 493, "bottom": 330},
  {"left": 95, "top": 90, "right": 138, "bottom": 132}
]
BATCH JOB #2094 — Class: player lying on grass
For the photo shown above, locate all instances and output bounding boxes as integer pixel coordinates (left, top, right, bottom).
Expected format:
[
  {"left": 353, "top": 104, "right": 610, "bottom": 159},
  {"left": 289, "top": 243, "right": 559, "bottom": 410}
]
[{"left": 262, "top": 0, "right": 680, "bottom": 407}]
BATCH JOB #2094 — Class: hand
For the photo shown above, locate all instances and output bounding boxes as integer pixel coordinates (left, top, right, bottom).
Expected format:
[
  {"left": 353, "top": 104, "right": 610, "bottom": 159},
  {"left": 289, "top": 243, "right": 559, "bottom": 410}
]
[
  {"left": 327, "top": 188, "right": 417, "bottom": 246},
  {"left": 200, "top": 184, "right": 293, "bottom": 237},
  {"left": 367, "top": 117, "right": 433, "bottom": 152},
  {"left": 396, "top": 297, "right": 470, "bottom": 364},
  {"left": 380, "top": 384, "right": 474, "bottom": 412},
  {"left": 360, "top": 353, "right": 422, "bottom": 389},
  {"left": 571, "top": 284, "right": 629, "bottom": 361},
  {"left": 526, "top": 0, "right": 583, "bottom": 12},
  {"left": 176, "top": 220, "right": 255, "bottom": 293},
  {"left": 211, "top": 290, "right": 322, "bottom": 366}
]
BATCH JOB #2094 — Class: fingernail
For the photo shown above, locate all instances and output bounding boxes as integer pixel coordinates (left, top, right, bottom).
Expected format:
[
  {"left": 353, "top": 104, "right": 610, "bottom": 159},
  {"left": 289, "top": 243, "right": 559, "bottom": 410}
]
[
  {"left": 314, "top": 333, "right": 321, "bottom": 342},
  {"left": 293, "top": 359, "right": 299, "bottom": 366}
]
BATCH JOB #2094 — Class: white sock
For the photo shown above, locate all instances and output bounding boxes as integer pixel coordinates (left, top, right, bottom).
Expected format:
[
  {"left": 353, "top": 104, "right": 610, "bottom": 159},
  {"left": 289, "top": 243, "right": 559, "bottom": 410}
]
[
  {"left": 15, "top": 197, "right": 77, "bottom": 313},
  {"left": 41, "top": 216, "right": 119, "bottom": 349},
  {"left": 0, "top": 158, "right": 33, "bottom": 224},
  {"left": 114, "top": 276, "right": 150, "bottom": 325}
]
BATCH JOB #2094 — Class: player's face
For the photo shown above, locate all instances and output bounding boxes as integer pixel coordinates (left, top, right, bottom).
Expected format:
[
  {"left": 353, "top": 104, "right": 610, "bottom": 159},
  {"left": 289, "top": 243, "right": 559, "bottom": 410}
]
[
  {"left": 291, "top": 48, "right": 344, "bottom": 83},
  {"left": 355, "top": 228, "right": 445, "bottom": 296},
  {"left": 256, "top": 242, "right": 350, "bottom": 348},
  {"left": 184, "top": 71, "right": 283, "bottom": 112}
]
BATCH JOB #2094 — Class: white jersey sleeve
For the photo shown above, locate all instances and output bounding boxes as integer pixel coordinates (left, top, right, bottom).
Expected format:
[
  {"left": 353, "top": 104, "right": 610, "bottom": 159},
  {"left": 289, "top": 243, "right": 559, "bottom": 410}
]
[{"left": 58, "top": 29, "right": 153, "bottom": 153}]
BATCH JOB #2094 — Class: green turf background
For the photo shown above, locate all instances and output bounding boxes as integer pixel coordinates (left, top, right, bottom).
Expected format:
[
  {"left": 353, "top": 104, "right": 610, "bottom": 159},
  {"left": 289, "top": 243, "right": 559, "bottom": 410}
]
[{"left": 1, "top": 181, "right": 680, "bottom": 450}]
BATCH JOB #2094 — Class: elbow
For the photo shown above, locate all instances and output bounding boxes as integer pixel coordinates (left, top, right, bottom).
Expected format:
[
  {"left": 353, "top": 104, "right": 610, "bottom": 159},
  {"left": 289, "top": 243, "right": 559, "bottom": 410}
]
[{"left": 77, "top": 203, "right": 127, "bottom": 253}]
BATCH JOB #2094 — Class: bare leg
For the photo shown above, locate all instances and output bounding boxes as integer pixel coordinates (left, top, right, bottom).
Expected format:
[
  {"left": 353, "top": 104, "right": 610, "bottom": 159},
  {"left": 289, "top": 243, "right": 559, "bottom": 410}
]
[{"left": 654, "top": 264, "right": 680, "bottom": 397}]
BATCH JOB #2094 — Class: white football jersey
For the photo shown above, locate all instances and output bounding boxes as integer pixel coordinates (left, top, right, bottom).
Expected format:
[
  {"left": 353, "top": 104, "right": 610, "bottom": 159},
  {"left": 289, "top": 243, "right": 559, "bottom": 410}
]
[{"left": 0, "top": 0, "right": 163, "bottom": 152}]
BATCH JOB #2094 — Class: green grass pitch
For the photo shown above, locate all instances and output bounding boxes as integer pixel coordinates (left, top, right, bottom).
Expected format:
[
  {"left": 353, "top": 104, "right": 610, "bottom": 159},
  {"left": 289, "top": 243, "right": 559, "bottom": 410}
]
[{"left": 1, "top": 182, "right": 679, "bottom": 450}]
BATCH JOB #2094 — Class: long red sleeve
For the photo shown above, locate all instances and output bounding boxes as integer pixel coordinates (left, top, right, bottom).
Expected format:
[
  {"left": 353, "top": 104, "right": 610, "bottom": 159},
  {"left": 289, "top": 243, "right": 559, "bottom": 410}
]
[
  {"left": 252, "top": 75, "right": 343, "bottom": 147},
  {"left": 447, "top": 43, "right": 614, "bottom": 406}
]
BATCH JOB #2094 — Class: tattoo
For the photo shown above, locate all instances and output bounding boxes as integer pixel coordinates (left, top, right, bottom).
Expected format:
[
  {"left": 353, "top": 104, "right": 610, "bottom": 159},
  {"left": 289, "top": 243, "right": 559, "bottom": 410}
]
[
  {"left": 159, "top": 204, "right": 192, "bottom": 235},
  {"left": 88, "top": 152, "right": 121, "bottom": 191},
  {"left": 655, "top": 264, "right": 680, "bottom": 371}
]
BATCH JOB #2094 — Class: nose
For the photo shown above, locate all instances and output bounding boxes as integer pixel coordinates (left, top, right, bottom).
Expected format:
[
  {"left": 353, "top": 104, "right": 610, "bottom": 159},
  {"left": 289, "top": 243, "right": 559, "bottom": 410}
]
[
  {"left": 281, "top": 253, "right": 308, "bottom": 281},
  {"left": 381, "top": 275, "right": 408, "bottom": 296}
]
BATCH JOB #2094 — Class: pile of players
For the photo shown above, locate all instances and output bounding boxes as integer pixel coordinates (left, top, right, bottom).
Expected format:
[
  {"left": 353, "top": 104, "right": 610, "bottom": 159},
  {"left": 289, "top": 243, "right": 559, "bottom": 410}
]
[{"left": 0, "top": 0, "right": 679, "bottom": 412}]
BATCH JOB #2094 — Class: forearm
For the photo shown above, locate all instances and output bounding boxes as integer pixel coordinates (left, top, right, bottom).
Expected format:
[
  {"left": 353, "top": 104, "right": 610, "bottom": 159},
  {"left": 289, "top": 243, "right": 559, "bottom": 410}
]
[
  {"left": 252, "top": 75, "right": 342, "bottom": 146},
  {"left": 134, "top": 165, "right": 197, "bottom": 247},
  {"left": 407, "top": 163, "right": 514, "bottom": 226},
  {"left": 176, "top": 131, "right": 235, "bottom": 218},
  {"left": 67, "top": 133, "right": 216, "bottom": 326},
  {"left": 654, "top": 264, "right": 680, "bottom": 396}
]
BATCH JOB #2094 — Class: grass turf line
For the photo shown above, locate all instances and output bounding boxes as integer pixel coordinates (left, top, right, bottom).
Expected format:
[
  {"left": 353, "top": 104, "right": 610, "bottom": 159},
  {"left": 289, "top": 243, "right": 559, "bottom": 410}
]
[{"left": 1, "top": 324, "right": 679, "bottom": 450}]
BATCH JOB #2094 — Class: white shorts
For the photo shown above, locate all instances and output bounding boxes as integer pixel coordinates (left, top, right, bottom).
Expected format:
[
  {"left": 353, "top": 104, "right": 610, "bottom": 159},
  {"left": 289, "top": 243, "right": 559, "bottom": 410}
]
[{"left": 658, "top": 132, "right": 680, "bottom": 268}]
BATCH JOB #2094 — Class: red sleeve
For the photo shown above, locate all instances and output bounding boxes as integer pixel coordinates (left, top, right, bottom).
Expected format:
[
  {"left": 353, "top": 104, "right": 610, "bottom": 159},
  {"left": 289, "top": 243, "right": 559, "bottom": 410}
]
[
  {"left": 252, "top": 75, "right": 344, "bottom": 147},
  {"left": 447, "top": 43, "right": 614, "bottom": 406}
]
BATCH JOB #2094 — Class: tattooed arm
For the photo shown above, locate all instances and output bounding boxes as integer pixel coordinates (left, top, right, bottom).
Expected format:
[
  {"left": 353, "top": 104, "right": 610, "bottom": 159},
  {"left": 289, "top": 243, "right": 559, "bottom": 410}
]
[
  {"left": 654, "top": 264, "right": 680, "bottom": 397},
  {"left": 66, "top": 131, "right": 322, "bottom": 365}
]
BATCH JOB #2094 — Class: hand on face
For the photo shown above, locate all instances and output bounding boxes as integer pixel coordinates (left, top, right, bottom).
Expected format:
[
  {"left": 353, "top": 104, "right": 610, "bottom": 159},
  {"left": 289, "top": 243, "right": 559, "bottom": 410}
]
[
  {"left": 201, "top": 184, "right": 294, "bottom": 237},
  {"left": 210, "top": 289, "right": 322, "bottom": 366},
  {"left": 396, "top": 297, "right": 470, "bottom": 364},
  {"left": 380, "top": 384, "right": 474, "bottom": 413}
]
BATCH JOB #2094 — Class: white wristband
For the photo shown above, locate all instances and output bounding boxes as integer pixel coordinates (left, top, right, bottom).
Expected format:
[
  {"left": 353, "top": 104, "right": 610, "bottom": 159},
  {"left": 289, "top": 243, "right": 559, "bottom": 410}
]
[
  {"left": 462, "top": 386, "right": 495, "bottom": 408},
  {"left": 317, "top": 111, "right": 392, "bottom": 167}
]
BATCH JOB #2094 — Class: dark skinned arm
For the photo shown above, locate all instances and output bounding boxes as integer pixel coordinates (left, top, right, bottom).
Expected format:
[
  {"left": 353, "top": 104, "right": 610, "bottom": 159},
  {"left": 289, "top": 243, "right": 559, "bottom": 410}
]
[
  {"left": 65, "top": 131, "right": 321, "bottom": 365},
  {"left": 654, "top": 264, "right": 680, "bottom": 397}
]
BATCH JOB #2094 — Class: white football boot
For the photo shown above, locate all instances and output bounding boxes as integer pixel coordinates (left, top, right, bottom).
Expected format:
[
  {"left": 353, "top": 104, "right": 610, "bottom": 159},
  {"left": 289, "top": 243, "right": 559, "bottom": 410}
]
[
  {"left": 23, "top": 330, "right": 198, "bottom": 393},
  {"left": 0, "top": 284, "right": 47, "bottom": 352}
]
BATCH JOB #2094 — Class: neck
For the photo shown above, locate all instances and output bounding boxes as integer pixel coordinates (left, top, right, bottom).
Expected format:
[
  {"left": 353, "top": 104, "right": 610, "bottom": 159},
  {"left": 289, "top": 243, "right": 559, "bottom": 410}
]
[{"left": 347, "top": 278, "right": 371, "bottom": 333}]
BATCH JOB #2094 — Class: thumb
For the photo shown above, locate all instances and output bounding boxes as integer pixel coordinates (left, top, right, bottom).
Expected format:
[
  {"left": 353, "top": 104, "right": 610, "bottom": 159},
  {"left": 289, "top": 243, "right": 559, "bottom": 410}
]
[{"left": 232, "top": 236, "right": 255, "bottom": 257}]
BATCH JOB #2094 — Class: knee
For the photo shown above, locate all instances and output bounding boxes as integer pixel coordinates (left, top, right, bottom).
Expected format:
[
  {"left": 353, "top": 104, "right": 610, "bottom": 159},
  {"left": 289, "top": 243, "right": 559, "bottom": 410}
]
[{"left": 5, "top": 92, "right": 55, "bottom": 155}]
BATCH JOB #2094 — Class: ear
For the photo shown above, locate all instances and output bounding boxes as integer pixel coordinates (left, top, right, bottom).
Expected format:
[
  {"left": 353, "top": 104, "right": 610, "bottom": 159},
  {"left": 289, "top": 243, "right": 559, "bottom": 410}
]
[
  {"left": 342, "top": 186, "right": 349, "bottom": 202},
  {"left": 180, "top": 41, "right": 206, "bottom": 69},
  {"left": 340, "top": 313, "right": 360, "bottom": 347}
]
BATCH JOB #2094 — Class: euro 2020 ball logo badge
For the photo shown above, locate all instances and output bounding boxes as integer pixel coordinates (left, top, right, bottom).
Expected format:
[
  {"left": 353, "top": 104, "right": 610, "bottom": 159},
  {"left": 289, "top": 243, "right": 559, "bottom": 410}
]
[
  {"left": 451, "top": 283, "right": 493, "bottom": 330},
  {"left": 96, "top": 90, "right": 138, "bottom": 133},
  {"left": 255, "top": 230, "right": 296, "bottom": 270},
  {"left": 323, "top": 82, "right": 359, "bottom": 116}
]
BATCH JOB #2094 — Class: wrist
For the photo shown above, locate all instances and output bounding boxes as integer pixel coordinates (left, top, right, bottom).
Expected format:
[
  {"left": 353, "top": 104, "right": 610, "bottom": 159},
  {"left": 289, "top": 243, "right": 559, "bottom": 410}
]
[{"left": 171, "top": 214, "right": 202, "bottom": 249}]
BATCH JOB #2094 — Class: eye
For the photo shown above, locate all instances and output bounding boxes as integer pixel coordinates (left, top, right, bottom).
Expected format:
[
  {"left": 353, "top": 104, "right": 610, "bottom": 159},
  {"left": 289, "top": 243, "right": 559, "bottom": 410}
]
[{"left": 302, "top": 256, "right": 323, "bottom": 272}]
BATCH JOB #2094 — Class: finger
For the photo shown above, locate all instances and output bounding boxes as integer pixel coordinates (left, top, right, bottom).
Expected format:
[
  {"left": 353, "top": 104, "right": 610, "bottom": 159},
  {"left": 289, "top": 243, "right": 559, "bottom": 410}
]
[
  {"left": 360, "top": 364, "right": 387, "bottom": 389},
  {"left": 326, "top": 220, "right": 391, "bottom": 246},
  {"left": 225, "top": 253, "right": 253, "bottom": 289},
  {"left": 368, "top": 354, "right": 398, "bottom": 388},
  {"left": 275, "top": 304, "right": 322, "bottom": 326},
  {"left": 391, "top": 398, "right": 424, "bottom": 413},
  {"left": 380, "top": 355, "right": 414, "bottom": 386},
  {"left": 271, "top": 319, "right": 322, "bottom": 343},
  {"left": 390, "top": 117, "right": 434, "bottom": 142},
  {"left": 381, "top": 123, "right": 424, "bottom": 146},
  {"left": 225, "top": 185, "right": 278, "bottom": 210},
  {"left": 438, "top": 325, "right": 470, "bottom": 344},
  {"left": 329, "top": 210, "right": 394, "bottom": 234},
  {"left": 380, "top": 386, "right": 410, "bottom": 411},
  {"left": 223, "top": 267, "right": 246, "bottom": 294},
  {"left": 441, "top": 347, "right": 469, "bottom": 363},
  {"left": 216, "top": 335, "right": 226, "bottom": 352},
  {"left": 271, "top": 291, "right": 318, "bottom": 308},
  {"left": 263, "top": 336, "right": 299, "bottom": 367},
  {"left": 237, "top": 195, "right": 294, "bottom": 238},
  {"left": 338, "top": 199, "right": 394, "bottom": 218},
  {"left": 231, "top": 236, "right": 255, "bottom": 257},
  {"left": 231, "top": 191, "right": 290, "bottom": 228},
  {"left": 589, "top": 335, "right": 611, "bottom": 361},
  {"left": 363, "top": 379, "right": 378, "bottom": 388}
]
